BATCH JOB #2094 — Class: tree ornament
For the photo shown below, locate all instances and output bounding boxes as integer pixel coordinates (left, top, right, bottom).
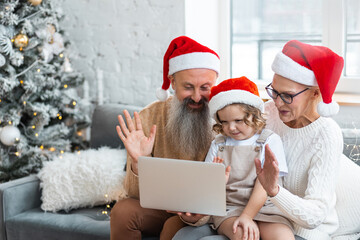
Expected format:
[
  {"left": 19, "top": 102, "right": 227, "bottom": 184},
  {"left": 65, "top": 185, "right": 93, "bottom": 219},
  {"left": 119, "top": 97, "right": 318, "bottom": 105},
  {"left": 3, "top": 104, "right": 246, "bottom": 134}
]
[
  {"left": 13, "top": 34, "right": 29, "bottom": 48},
  {"left": 0, "top": 125, "right": 21, "bottom": 146},
  {"left": 62, "top": 57, "right": 73, "bottom": 72},
  {"left": 0, "top": 53, "right": 5, "bottom": 67},
  {"left": 41, "top": 32, "right": 64, "bottom": 63},
  {"left": 28, "top": 0, "right": 42, "bottom": 6},
  {"left": 35, "top": 24, "right": 56, "bottom": 43}
]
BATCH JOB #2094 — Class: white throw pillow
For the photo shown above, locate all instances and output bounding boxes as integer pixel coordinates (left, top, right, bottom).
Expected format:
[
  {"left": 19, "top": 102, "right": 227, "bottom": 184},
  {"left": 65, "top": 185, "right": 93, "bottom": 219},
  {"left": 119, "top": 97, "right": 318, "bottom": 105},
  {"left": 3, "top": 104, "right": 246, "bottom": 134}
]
[{"left": 38, "top": 147, "right": 127, "bottom": 212}]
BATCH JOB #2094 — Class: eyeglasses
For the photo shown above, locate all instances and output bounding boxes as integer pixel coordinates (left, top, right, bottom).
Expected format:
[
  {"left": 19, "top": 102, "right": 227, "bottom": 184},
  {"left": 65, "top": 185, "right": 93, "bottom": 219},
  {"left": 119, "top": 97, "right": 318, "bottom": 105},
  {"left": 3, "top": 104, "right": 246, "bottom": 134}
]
[{"left": 265, "top": 83, "right": 309, "bottom": 104}]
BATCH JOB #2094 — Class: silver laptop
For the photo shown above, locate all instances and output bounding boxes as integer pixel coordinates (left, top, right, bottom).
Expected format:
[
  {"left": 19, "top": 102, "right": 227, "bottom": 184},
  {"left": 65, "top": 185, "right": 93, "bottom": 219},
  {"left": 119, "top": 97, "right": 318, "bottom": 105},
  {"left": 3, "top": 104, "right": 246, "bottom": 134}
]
[{"left": 138, "top": 156, "right": 226, "bottom": 216}]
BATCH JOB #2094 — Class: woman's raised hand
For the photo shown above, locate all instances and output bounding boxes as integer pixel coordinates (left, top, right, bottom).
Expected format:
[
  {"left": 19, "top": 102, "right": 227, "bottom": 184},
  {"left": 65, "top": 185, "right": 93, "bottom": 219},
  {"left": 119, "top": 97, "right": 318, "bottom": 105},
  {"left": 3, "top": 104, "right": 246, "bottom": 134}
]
[
  {"left": 254, "top": 144, "right": 280, "bottom": 197},
  {"left": 116, "top": 110, "right": 156, "bottom": 175}
]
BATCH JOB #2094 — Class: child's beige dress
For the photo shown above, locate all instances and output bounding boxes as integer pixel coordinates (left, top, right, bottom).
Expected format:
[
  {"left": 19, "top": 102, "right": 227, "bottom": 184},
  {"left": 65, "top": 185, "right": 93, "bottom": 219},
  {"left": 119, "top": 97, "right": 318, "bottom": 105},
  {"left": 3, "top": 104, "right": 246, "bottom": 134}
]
[{"left": 210, "top": 129, "right": 293, "bottom": 231}]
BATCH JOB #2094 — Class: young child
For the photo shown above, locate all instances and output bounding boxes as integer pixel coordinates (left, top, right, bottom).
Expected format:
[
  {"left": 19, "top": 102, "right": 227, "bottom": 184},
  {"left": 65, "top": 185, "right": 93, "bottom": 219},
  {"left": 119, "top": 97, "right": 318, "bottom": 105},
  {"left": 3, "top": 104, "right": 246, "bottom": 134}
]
[{"left": 205, "top": 77, "right": 294, "bottom": 240}]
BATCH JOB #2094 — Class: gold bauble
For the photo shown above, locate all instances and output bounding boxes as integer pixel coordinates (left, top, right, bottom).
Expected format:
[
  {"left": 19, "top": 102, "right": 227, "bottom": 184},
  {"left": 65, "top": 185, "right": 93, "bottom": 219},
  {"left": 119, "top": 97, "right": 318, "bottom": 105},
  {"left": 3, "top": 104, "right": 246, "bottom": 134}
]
[
  {"left": 28, "top": 0, "right": 42, "bottom": 6},
  {"left": 13, "top": 34, "right": 29, "bottom": 48}
]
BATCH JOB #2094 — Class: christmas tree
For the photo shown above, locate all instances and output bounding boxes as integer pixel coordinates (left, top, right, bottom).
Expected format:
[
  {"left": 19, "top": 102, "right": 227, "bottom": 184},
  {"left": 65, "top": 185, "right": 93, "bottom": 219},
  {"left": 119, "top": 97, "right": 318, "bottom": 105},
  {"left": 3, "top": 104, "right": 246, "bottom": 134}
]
[{"left": 0, "top": 0, "right": 91, "bottom": 182}]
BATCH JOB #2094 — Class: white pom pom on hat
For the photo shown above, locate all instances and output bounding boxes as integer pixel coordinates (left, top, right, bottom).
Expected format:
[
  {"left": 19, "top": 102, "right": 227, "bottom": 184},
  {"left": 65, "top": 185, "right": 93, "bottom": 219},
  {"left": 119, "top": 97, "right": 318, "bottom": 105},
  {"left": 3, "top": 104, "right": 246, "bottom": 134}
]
[
  {"left": 157, "top": 36, "right": 220, "bottom": 101},
  {"left": 156, "top": 88, "right": 170, "bottom": 102},
  {"left": 317, "top": 101, "right": 339, "bottom": 117},
  {"left": 271, "top": 40, "right": 344, "bottom": 117}
]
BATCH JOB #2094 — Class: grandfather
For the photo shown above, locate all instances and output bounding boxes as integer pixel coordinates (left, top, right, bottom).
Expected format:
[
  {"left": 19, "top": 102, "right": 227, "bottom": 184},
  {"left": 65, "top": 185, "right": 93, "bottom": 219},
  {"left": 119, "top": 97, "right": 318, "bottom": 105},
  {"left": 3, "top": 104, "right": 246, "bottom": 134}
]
[{"left": 110, "top": 36, "right": 220, "bottom": 240}]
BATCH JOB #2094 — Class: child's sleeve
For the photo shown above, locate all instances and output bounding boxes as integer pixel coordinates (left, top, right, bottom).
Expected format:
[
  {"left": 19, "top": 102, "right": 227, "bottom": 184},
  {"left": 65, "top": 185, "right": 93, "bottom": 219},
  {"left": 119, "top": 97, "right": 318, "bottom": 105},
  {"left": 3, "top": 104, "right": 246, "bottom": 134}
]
[
  {"left": 204, "top": 139, "right": 218, "bottom": 163},
  {"left": 262, "top": 134, "right": 288, "bottom": 177}
]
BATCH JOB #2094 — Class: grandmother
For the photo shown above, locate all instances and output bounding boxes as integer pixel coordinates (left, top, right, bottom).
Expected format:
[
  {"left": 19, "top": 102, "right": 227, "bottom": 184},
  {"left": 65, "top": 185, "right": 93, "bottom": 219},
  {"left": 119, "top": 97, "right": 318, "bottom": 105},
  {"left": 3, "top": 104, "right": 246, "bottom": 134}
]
[{"left": 173, "top": 40, "right": 360, "bottom": 240}]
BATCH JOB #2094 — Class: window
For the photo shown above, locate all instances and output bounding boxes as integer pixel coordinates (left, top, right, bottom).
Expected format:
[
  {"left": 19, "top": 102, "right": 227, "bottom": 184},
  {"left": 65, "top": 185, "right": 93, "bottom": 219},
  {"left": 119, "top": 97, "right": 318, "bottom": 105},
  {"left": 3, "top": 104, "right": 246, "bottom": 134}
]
[
  {"left": 185, "top": 0, "right": 360, "bottom": 94},
  {"left": 231, "top": 0, "right": 322, "bottom": 81},
  {"left": 230, "top": 0, "right": 360, "bottom": 93},
  {"left": 345, "top": 0, "right": 360, "bottom": 77}
]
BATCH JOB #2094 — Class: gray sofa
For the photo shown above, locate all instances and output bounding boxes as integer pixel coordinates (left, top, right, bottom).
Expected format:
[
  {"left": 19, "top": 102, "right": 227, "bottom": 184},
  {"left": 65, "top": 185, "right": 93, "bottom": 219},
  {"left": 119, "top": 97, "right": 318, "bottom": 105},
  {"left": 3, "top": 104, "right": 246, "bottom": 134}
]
[
  {"left": 0, "top": 104, "right": 158, "bottom": 240},
  {"left": 0, "top": 103, "right": 359, "bottom": 240}
]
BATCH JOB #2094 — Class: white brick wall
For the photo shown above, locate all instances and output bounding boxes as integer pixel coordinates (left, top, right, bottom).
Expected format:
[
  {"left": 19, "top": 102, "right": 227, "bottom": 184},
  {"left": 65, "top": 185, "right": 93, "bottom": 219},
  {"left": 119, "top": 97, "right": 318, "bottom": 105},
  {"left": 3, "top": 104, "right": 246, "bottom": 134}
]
[{"left": 60, "top": 0, "right": 185, "bottom": 107}]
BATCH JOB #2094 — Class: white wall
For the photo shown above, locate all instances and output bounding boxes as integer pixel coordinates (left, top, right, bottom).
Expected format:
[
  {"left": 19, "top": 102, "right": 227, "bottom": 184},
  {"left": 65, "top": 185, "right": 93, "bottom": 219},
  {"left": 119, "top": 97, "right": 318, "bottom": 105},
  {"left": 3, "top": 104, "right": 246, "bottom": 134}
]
[
  {"left": 185, "top": 0, "right": 230, "bottom": 82},
  {"left": 60, "top": 0, "right": 185, "bottom": 107}
]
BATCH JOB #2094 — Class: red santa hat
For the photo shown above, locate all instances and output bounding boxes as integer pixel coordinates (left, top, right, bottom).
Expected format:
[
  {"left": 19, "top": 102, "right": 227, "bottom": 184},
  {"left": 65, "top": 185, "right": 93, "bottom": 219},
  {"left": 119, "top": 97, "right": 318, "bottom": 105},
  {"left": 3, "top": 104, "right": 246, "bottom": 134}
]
[
  {"left": 156, "top": 36, "right": 220, "bottom": 101},
  {"left": 271, "top": 40, "right": 344, "bottom": 117},
  {"left": 209, "top": 77, "right": 264, "bottom": 122}
]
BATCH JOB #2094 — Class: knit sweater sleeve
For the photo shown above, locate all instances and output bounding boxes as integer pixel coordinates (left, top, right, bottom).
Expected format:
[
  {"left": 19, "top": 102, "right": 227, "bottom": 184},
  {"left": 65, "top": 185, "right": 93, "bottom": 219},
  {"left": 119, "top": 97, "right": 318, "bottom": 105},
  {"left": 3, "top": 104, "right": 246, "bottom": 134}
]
[
  {"left": 270, "top": 120, "right": 343, "bottom": 229},
  {"left": 124, "top": 154, "right": 140, "bottom": 198}
]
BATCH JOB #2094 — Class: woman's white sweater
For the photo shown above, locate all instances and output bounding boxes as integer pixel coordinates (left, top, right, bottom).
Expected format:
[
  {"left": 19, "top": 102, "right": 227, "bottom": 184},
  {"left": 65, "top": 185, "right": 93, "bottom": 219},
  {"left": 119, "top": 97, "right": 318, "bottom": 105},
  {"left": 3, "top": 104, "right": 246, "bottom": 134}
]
[{"left": 265, "top": 101, "right": 343, "bottom": 240}]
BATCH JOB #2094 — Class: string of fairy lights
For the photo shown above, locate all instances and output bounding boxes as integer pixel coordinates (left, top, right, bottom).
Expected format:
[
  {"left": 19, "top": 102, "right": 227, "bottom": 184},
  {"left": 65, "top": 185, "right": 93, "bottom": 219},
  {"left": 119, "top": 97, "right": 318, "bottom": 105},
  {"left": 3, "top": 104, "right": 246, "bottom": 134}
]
[
  {"left": 99, "top": 194, "right": 112, "bottom": 217},
  {"left": 343, "top": 126, "right": 360, "bottom": 162}
]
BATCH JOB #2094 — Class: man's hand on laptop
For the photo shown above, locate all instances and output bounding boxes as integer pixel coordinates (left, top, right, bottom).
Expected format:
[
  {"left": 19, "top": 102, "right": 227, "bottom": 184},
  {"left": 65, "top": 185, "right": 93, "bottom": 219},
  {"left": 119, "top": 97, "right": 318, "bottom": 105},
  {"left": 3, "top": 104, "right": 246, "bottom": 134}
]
[
  {"left": 167, "top": 211, "right": 206, "bottom": 224},
  {"left": 116, "top": 110, "right": 156, "bottom": 175},
  {"left": 213, "top": 157, "right": 231, "bottom": 184}
]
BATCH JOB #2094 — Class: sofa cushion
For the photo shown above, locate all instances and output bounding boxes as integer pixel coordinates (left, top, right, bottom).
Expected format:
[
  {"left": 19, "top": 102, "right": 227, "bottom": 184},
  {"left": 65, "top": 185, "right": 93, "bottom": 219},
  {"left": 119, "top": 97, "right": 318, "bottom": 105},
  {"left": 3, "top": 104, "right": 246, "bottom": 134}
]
[
  {"left": 6, "top": 207, "right": 110, "bottom": 240},
  {"left": 38, "top": 147, "right": 127, "bottom": 212},
  {"left": 6, "top": 206, "right": 161, "bottom": 240},
  {"left": 90, "top": 104, "right": 142, "bottom": 149},
  {"left": 333, "top": 154, "right": 360, "bottom": 238}
]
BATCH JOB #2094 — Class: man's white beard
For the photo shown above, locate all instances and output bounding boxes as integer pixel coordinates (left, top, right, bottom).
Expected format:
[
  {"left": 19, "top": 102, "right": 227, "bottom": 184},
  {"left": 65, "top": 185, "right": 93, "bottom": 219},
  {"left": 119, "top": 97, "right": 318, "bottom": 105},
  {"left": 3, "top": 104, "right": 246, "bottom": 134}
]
[{"left": 166, "top": 96, "right": 213, "bottom": 158}]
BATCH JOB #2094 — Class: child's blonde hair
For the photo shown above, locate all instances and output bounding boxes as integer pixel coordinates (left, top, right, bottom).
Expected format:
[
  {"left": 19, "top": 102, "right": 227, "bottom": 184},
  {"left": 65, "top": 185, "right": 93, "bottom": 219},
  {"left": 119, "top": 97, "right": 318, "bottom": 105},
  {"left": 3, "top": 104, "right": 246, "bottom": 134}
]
[{"left": 213, "top": 103, "right": 266, "bottom": 135}]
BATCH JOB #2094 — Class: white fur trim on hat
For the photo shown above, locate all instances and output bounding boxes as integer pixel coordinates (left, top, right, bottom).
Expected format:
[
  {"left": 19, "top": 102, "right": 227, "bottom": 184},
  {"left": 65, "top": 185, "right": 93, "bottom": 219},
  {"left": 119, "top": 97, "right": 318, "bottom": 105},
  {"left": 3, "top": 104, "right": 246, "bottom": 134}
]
[
  {"left": 272, "top": 52, "right": 317, "bottom": 86},
  {"left": 317, "top": 101, "right": 339, "bottom": 117},
  {"left": 156, "top": 88, "right": 170, "bottom": 101},
  {"left": 209, "top": 90, "right": 264, "bottom": 122},
  {"left": 168, "top": 52, "right": 220, "bottom": 75}
]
